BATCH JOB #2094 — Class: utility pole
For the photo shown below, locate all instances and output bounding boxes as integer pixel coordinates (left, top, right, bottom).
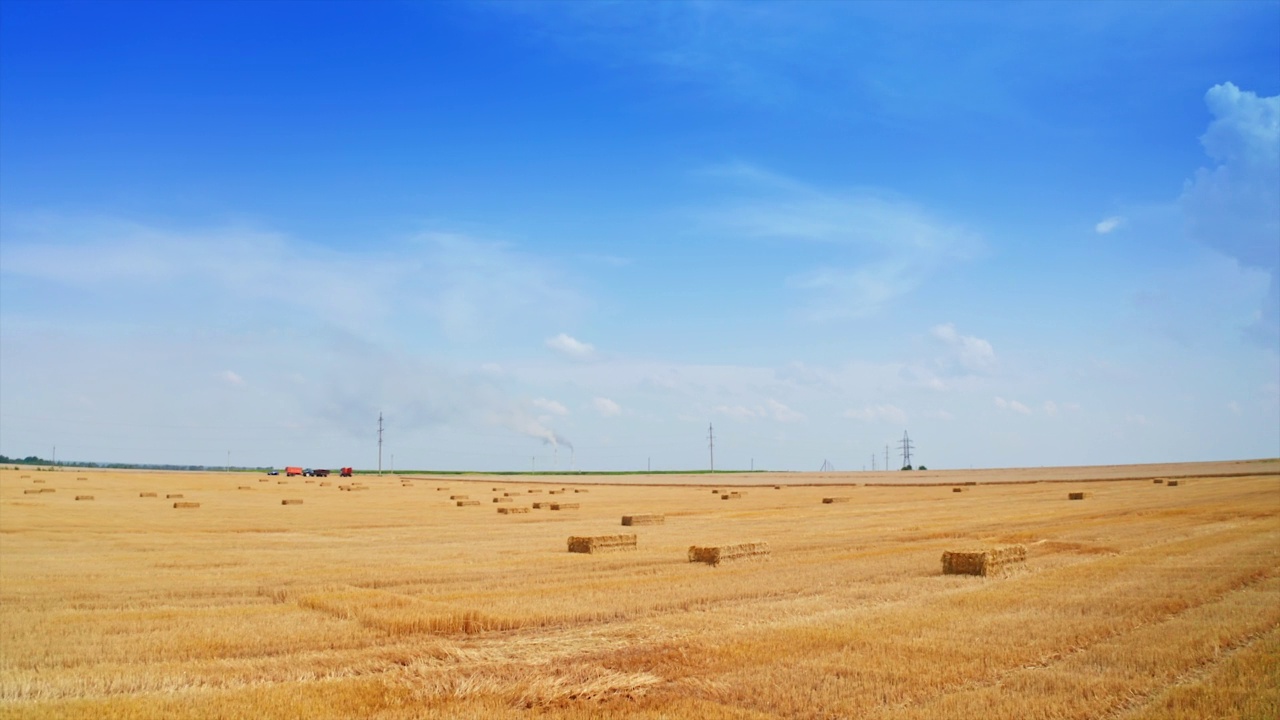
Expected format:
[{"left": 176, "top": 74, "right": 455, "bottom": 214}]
[
  {"left": 900, "top": 431, "right": 915, "bottom": 470},
  {"left": 226, "top": 450, "right": 230, "bottom": 473},
  {"left": 885, "top": 445, "right": 890, "bottom": 473},
  {"left": 377, "top": 412, "right": 384, "bottom": 476},
  {"left": 707, "top": 422, "right": 715, "bottom": 473},
  {"left": 391, "top": 454, "right": 394, "bottom": 474},
  {"left": 531, "top": 456, "right": 535, "bottom": 472},
  {"left": 52, "top": 446, "right": 56, "bottom": 468},
  {"left": 871, "top": 454, "right": 876, "bottom": 471}
]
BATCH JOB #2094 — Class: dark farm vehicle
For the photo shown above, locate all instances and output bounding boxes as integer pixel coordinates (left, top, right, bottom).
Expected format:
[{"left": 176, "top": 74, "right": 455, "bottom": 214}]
[
  {"left": 340, "top": 467, "right": 354, "bottom": 477},
  {"left": 312, "top": 469, "right": 331, "bottom": 477}
]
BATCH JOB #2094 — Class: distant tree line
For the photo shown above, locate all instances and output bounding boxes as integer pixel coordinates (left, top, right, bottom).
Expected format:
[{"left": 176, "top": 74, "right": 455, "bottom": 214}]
[{"left": 0, "top": 454, "right": 264, "bottom": 472}]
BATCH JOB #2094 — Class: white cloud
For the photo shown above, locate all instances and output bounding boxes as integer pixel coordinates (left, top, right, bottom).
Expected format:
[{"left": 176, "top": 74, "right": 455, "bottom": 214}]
[
  {"left": 766, "top": 399, "right": 806, "bottom": 423},
  {"left": 1095, "top": 216, "right": 1124, "bottom": 234},
  {"left": 1180, "top": 82, "right": 1280, "bottom": 344},
  {"left": 545, "top": 333, "right": 596, "bottom": 359},
  {"left": 220, "top": 370, "right": 244, "bottom": 387},
  {"left": 931, "top": 323, "right": 997, "bottom": 375},
  {"left": 923, "top": 409, "right": 954, "bottom": 421},
  {"left": 994, "top": 396, "right": 1031, "bottom": 415},
  {"left": 533, "top": 398, "right": 569, "bottom": 416},
  {"left": 714, "top": 404, "right": 764, "bottom": 421},
  {"left": 1043, "top": 400, "right": 1059, "bottom": 416},
  {"left": 593, "top": 397, "right": 622, "bottom": 417},
  {"left": 843, "top": 404, "right": 908, "bottom": 425}
]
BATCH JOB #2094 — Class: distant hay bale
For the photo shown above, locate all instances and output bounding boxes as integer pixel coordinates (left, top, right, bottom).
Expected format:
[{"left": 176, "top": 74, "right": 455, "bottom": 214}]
[
  {"left": 456, "top": 500, "right": 481, "bottom": 507},
  {"left": 32, "top": 479, "right": 45, "bottom": 484},
  {"left": 259, "top": 479, "right": 269, "bottom": 482},
  {"left": 942, "top": 545, "right": 1026, "bottom": 577},
  {"left": 503, "top": 492, "right": 516, "bottom": 496},
  {"left": 688, "top": 542, "right": 770, "bottom": 566},
  {"left": 550, "top": 503, "right": 579, "bottom": 510},
  {"left": 449, "top": 495, "right": 469, "bottom": 500},
  {"left": 173, "top": 502, "right": 200, "bottom": 509},
  {"left": 720, "top": 492, "right": 743, "bottom": 500},
  {"left": 952, "top": 487, "right": 964, "bottom": 493},
  {"left": 76, "top": 477, "right": 87, "bottom": 481},
  {"left": 1167, "top": 480, "right": 1180, "bottom": 487},
  {"left": 1153, "top": 478, "right": 1165, "bottom": 484},
  {"left": 532, "top": 502, "right": 547, "bottom": 509},
  {"left": 338, "top": 485, "right": 352, "bottom": 491},
  {"left": 711, "top": 489, "right": 721, "bottom": 494},
  {"left": 305, "top": 480, "right": 315, "bottom": 484},
  {"left": 23, "top": 489, "right": 41, "bottom": 494},
  {"left": 492, "top": 487, "right": 504, "bottom": 492},
  {"left": 281, "top": 499, "right": 303, "bottom": 505},
  {"left": 497, "top": 506, "right": 530, "bottom": 514},
  {"left": 139, "top": 492, "right": 157, "bottom": 497},
  {"left": 964, "top": 481, "right": 977, "bottom": 486},
  {"left": 1068, "top": 492, "right": 1089, "bottom": 500},
  {"left": 19, "top": 475, "right": 29, "bottom": 479},
  {"left": 436, "top": 487, "right": 450, "bottom": 491},
  {"left": 238, "top": 486, "right": 252, "bottom": 490},
  {"left": 319, "top": 482, "right": 331, "bottom": 487},
  {"left": 548, "top": 490, "right": 564, "bottom": 495},
  {"left": 822, "top": 497, "right": 851, "bottom": 504},
  {"left": 277, "top": 481, "right": 288, "bottom": 484},
  {"left": 567, "top": 534, "right": 636, "bottom": 553},
  {"left": 622, "top": 514, "right": 665, "bottom": 526},
  {"left": 38, "top": 488, "right": 55, "bottom": 493},
  {"left": 774, "top": 485, "right": 783, "bottom": 490},
  {"left": 493, "top": 496, "right": 513, "bottom": 503},
  {"left": 166, "top": 494, "right": 184, "bottom": 499},
  {"left": 527, "top": 489, "right": 542, "bottom": 494},
  {"left": 574, "top": 489, "right": 589, "bottom": 493}
]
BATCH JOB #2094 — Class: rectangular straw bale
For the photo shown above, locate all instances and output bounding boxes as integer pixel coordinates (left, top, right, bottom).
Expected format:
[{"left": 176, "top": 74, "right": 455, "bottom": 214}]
[
  {"left": 497, "top": 506, "right": 530, "bottom": 514},
  {"left": 1068, "top": 491, "right": 1089, "bottom": 500},
  {"left": 493, "top": 496, "right": 512, "bottom": 503},
  {"left": 622, "top": 514, "right": 665, "bottom": 526},
  {"left": 567, "top": 534, "right": 637, "bottom": 553},
  {"left": 548, "top": 490, "right": 564, "bottom": 495},
  {"left": 238, "top": 486, "right": 252, "bottom": 490},
  {"left": 76, "top": 477, "right": 87, "bottom": 481},
  {"left": 19, "top": 475, "right": 29, "bottom": 479},
  {"left": 139, "top": 492, "right": 157, "bottom": 497},
  {"left": 436, "top": 487, "right": 450, "bottom": 491},
  {"left": 319, "top": 482, "right": 332, "bottom": 487},
  {"left": 492, "top": 487, "right": 504, "bottom": 491},
  {"left": 1167, "top": 480, "right": 1180, "bottom": 487},
  {"left": 688, "top": 542, "right": 770, "bottom": 566},
  {"left": 23, "top": 489, "right": 41, "bottom": 494},
  {"left": 305, "top": 480, "right": 315, "bottom": 484},
  {"left": 774, "top": 485, "right": 783, "bottom": 489},
  {"left": 38, "top": 488, "right": 55, "bottom": 493},
  {"left": 711, "top": 489, "right": 721, "bottom": 494},
  {"left": 952, "top": 487, "right": 964, "bottom": 493},
  {"left": 456, "top": 500, "right": 481, "bottom": 507},
  {"left": 942, "top": 545, "right": 1026, "bottom": 577},
  {"left": 173, "top": 502, "right": 200, "bottom": 509},
  {"left": 527, "top": 489, "right": 543, "bottom": 494},
  {"left": 1153, "top": 478, "right": 1165, "bottom": 484},
  {"left": 74, "top": 495, "right": 94, "bottom": 500},
  {"left": 449, "top": 495, "right": 469, "bottom": 500},
  {"left": 32, "top": 479, "right": 45, "bottom": 484},
  {"left": 574, "top": 489, "right": 589, "bottom": 493},
  {"left": 532, "top": 502, "right": 547, "bottom": 509},
  {"left": 550, "top": 502, "right": 579, "bottom": 510},
  {"left": 281, "top": 499, "right": 303, "bottom": 505},
  {"left": 166, "top": 494, "right": 183, "bottom": 499},
  {"left": 822, "top": 497, "right": 851, "bottom": 504},
  {"left": 259, "top": 478, "right": 269, "bottom": 482},
  {"left": 503, "top": 492, "right": 516, "bottom": 496},
  {"left": 964, "top": 481, "right": 978, "bottom": 486}
]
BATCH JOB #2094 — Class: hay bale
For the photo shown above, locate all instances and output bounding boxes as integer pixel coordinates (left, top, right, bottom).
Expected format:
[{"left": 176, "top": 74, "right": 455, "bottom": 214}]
[
  {"left": 166, "top": 494, "right": 184, "bottom": 499},
  {"left": 305, "top": 480, "right": 315, "bottom": 484},
  {"left": 964, "top": 481, "right": 977, "bottom": 486},
  {"left": 503, "top": 492, "right": 516, "bottom": 496},
  {"left": 32, "top": 479, "right": 45, "bottom": 484},
  {"left": 491, "top": 487, "right": 504, "bottom": 492},
  {"left": 436, "top": 487, "right": 450, "bottom": 491},
  {"left": 1167, "top": 480, "right": 1180, "bottom": 487},
  {"left": 277, "top": 481, "right": 288, "bottom": 484},
  {"left": 688, "top": 542, "right": 770, "bottom": 566},
  {"left": 532, "top": 502, "right": 547, "bottom": 509},
  {"left": 1068, "top": 492, "right": 1089, "bottom": 500},
  {"left": 497, "top": 506, "right": 530, "bottom": 514},
  {"left": 281, "top": 499, "right": 304, "bottom": 505},
  {"left": 548, "top": 490, "right": 564, "bottom": 495},
  {"left": 449, "top": 495, "right": 469, "bottom": 500},
  {"left": 23, "top": 489, "right": 41, "bottom": 494},
  {"left": 527, "top": 489, "right": 542, "bottom": 494},
  {"left": 574, "top": 489, "right": 589, "bottom": 493},
  {"left": 711, "top": 489, "right": 721, "bottom": 494},
  {"left": 550, "top": 502, "right": 579, "bottom": 510},
  {"left": 622, "top": 514, "right": 665, "bottom": 526},
  {"left": 493, "top": 496, "right": 513, "bottom": 503},
  {"left": 71, "top": 494, "right": 91, "bottom": 501},
  {"left": 139, "top": 492, "right": 157, "bottom": 497},
  {"left": 173, "top": 502, "right": 200, "bottom": 509},
  {"left": 238, "top": 486, "right": 252, "bottom": 490},
  {"left": 822, "top": 497, "right": 851, "bottom": 504},
  {"left": 952, "top": 487, "right": 964, "bottom": 493},
  {"left": 567, "top": 534, "right": 637, "bottom": 553},
  {"left": 259, "top": 478, "right": 269, "bottom": 482},
  {"left": 76, "top": 477, "right": 87, "bottom": 481},
  {"left": 456, "top": 500, "right": 481, "bottom": 507},
  {"left": 319, "top": 482, "right": 331, "bottom": 487},
  {"left": 38, "top": 488, "right": 55, "bottom": 493},
  {"left": 774, "top": 485, "right": 783, "bottom": 490},
  {"left": 1153, "top": 478, "right": 1165, "bottom": 484},
  {"left": 942, "top": 545, "right": 1026, "bottom": 577},
  {"left": 19, "top": 475, "right": 29, "bottom": 479}
]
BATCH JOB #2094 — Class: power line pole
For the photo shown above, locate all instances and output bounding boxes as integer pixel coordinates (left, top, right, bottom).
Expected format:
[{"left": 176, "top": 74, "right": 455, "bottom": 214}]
[
  {"left": 871, "top": 454, "right": 876, "bottom": 471},
  {"left": 377, "top": 412, "right": 384, "bottom": 476},
  {"left": 707, "top": 422, "right": 715, "bottom": 473},
  {"left": 900, "top": 431, "right": 915, "bottom": 469},
  {"left": 885, "top": 445, "right": 889, "bottom": 472}
]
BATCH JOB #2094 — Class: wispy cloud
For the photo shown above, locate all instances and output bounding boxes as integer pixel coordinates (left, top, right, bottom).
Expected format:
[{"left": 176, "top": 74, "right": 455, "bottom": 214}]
[
  {"left": 545, "top": 333, "right": 596, "bottom": 360},
  {"left": 1095, "top": 216, "right": 1124, "bottom": 234},
  {"left": 534, "top": 398, "right": 569, "bottom": 416},
  {"left": 994, "top": 396, "right": 1031, "bottom": 415},
  {"left": 930, "top": 323, "right": 996, "bottom": 375},
  {"left": 592, "top": 396, "right": 622, "bottom": 417},
  {"left": 843, "top": 404, "right": 907, "bottom": 425},
  {"left": 702, "top": 164, "right": 980, "bottom": 320}
]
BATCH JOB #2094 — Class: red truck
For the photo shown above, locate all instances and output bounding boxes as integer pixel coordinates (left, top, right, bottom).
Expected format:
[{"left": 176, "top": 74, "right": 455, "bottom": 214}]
[
  {"left": 340, "top": 467, "right": 354, "bottom": 477},
  {"left": 285, "top": 466, "right": 303, "bottom": 477}
]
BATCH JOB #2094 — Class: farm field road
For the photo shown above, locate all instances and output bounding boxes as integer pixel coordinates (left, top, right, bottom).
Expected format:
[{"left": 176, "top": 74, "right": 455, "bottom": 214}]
[{"left": 0, "top": 460, "right": 1277, "bottom": 719}]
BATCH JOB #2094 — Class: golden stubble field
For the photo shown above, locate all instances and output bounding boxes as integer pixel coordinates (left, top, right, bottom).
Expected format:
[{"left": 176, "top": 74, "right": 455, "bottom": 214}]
[{"left": 1, "top": 460, "right": 1277, "bottom": 719}]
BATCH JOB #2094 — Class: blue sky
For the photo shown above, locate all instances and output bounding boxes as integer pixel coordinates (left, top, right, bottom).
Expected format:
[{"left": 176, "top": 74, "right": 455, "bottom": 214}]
[{"left": 2, "top": 1, "right": 1277, "bottom": 471}]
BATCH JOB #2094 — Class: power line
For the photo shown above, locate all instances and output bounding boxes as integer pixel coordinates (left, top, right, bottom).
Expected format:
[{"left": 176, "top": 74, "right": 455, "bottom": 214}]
[
  {"left": 707, "top": 422, "right": 715, "bottom": 473},
  {"left": 900, "top": 430, "right": 915, "bottom": 470}
]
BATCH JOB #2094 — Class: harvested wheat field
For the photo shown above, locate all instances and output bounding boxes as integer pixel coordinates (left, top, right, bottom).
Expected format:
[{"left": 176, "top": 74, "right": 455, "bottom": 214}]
[{"left": 1, "top": 459, "right": 1278, "bottom": 719}]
